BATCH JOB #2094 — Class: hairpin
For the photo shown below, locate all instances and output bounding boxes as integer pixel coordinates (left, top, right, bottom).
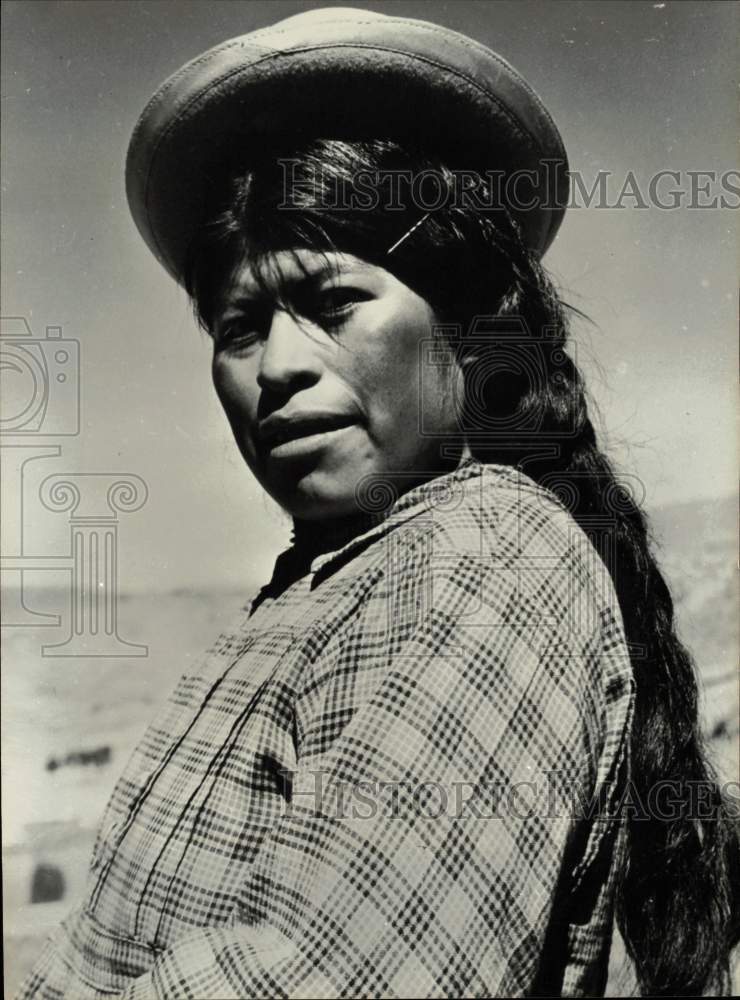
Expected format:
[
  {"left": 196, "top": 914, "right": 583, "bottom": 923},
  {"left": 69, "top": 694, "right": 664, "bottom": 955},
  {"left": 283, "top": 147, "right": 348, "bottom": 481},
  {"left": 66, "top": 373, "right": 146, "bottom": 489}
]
[{"left": 386, "top": 212, "right": 432, "bottom": 255}]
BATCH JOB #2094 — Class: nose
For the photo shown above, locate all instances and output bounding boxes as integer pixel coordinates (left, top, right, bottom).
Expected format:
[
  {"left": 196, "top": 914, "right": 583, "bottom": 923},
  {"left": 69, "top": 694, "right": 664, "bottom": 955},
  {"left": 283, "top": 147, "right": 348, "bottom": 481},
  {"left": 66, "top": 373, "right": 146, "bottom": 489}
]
[{"left": 256, "top": 308, "right": 322, "bottom": 394}]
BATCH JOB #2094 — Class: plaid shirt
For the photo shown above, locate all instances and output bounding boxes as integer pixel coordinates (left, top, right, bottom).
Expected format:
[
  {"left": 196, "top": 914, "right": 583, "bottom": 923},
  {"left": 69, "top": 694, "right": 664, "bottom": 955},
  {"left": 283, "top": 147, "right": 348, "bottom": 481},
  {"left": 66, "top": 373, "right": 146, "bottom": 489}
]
[{"left": 20, "top": 460, "right": 634, "bottom": 999}]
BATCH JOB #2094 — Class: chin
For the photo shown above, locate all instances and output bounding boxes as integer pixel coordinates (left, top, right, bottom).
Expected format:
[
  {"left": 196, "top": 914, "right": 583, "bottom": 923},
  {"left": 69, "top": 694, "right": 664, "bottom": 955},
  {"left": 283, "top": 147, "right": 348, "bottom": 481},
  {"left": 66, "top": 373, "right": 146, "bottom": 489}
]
[{"left": 270, "top": 470, "right": 363, "bottom": 522}]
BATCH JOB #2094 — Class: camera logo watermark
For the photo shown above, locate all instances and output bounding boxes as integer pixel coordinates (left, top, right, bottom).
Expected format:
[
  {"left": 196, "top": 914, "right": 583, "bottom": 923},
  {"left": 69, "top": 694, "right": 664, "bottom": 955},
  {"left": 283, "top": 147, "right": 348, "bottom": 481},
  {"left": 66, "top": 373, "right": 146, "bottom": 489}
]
[
  {"left": 419, "top": 316, "right": 579, "bottom": 443},
  {"left": 0, "top": 319, "right": 80, "bottom": 436},
  {"left": 0, "top": 316, "right": 148, "bottom": 656}
]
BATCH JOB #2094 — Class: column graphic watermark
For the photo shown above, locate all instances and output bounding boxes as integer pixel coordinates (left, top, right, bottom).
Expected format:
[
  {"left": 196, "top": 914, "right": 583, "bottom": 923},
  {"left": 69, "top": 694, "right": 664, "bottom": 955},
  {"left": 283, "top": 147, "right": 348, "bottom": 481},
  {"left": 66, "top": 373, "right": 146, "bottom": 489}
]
[{"left": 0, "top": 316, "right": 148, "bottom": 656}]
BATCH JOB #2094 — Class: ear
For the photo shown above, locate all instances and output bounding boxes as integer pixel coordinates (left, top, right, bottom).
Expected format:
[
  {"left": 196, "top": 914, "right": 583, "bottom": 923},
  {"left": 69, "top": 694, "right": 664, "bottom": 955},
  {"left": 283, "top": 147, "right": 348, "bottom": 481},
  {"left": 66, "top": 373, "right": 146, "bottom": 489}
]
[
  {"left": 453, "top": 354, "right": 473, "bottom": 403},
  {"left": 458, "top": 351, "right": 481, "bottom": 371}
]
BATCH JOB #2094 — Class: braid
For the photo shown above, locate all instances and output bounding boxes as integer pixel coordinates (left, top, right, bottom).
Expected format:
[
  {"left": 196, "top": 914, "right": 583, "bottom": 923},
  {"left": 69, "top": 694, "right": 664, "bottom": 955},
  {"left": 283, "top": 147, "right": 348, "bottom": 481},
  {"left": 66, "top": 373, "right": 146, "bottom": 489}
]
[{"left": 480, "top": 232, "right": 740, "bottom": 995}]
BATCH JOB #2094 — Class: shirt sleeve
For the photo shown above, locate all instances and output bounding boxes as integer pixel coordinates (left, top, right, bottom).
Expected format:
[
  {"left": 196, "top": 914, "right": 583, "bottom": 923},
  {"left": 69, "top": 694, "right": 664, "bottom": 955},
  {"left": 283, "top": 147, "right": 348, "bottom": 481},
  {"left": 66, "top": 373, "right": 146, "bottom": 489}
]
[{"left": 118, "top": 544, "right": 634, "bottom": 1000}]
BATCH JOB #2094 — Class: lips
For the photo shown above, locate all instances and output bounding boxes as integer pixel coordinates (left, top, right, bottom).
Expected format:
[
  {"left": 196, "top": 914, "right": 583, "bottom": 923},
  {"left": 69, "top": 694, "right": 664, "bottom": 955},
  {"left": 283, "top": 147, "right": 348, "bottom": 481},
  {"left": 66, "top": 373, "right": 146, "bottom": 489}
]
[{"left": 258, "top": 410, "right": 357, "bottom": 450}]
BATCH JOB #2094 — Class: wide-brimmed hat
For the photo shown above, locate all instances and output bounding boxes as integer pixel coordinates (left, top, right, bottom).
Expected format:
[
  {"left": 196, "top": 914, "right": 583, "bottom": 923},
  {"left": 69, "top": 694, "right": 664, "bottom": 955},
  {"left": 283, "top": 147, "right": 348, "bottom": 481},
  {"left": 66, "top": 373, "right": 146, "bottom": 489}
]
[{"left": 126, "top": 6, "right": 569, "bottom": 285}]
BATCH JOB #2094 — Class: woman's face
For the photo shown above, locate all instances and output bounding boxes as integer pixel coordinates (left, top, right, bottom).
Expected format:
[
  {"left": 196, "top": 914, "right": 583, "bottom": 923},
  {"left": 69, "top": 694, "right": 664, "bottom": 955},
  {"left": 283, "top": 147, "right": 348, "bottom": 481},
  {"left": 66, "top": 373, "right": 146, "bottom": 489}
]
[{"left": 210, "top": 248, "right": 466, "bottom": 520}]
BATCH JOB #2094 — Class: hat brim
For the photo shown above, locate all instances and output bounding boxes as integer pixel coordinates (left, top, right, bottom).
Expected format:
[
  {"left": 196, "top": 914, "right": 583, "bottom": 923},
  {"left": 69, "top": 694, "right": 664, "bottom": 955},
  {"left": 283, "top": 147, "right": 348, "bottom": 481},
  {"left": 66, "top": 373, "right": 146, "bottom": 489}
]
[{"left": 126, "top": 8, "right": 569, "bottom": 284}]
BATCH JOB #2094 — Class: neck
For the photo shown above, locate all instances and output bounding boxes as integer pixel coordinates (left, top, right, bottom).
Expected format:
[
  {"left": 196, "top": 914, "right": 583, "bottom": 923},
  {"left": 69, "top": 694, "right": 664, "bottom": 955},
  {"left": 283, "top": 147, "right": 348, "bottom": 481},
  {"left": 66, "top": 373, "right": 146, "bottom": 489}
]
[
  {"left": 291, "top": 445, "right": 475, "bottom": 558},
  {"left": 290, "top": 505, "right": 387, "bottom": 561}
]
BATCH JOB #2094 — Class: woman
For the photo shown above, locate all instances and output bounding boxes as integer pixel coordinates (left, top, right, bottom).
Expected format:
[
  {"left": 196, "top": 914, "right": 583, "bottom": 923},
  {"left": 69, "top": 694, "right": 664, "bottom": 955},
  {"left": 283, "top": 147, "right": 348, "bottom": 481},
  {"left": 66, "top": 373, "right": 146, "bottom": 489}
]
[{"left": 20, "top": 8, "right": 738, "bottom": 998}]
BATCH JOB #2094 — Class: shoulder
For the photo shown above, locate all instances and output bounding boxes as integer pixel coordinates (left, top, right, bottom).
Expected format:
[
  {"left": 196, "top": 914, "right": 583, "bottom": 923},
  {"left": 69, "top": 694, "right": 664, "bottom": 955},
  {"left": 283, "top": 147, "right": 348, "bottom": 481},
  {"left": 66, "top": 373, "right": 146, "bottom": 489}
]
[
  {"left": 428, "top": 460, "right": 600, "bottom": 566},
  {"left": 421, "top": 462, "right": 628, "bottom": 640}
]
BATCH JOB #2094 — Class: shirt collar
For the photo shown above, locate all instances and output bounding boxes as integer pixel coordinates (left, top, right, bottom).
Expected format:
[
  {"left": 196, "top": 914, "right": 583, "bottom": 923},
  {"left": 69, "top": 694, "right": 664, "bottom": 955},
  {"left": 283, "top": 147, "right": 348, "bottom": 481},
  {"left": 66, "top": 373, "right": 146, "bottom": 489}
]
[{"left": 263, "top": 457, "right": 486, "bottom": 591}]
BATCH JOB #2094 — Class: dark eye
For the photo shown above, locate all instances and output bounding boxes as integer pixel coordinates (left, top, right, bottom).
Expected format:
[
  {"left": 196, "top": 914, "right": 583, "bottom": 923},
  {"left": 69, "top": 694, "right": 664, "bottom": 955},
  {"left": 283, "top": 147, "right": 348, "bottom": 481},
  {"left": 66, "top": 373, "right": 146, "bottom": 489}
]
[
  {"left": 213, "top": 311, "right": 266, "bottom": 353},
  {"left": 315, "top": 287, "right": 365, "bottom": 323}
]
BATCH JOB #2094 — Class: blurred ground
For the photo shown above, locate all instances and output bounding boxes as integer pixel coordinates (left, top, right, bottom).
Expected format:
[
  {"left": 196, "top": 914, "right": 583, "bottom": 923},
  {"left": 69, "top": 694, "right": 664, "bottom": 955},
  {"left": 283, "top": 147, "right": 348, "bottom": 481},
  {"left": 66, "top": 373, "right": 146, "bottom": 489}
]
[{"left": 2, "top": 495, "right": 738, "bottom": 997}]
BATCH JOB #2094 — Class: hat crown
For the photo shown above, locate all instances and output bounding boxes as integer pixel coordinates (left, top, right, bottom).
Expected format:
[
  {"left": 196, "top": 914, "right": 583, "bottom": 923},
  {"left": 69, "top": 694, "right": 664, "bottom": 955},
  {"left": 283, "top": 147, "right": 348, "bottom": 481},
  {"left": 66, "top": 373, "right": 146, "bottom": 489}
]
[{"left": 126, "top": 7, "right": 569, "bottom": 284}]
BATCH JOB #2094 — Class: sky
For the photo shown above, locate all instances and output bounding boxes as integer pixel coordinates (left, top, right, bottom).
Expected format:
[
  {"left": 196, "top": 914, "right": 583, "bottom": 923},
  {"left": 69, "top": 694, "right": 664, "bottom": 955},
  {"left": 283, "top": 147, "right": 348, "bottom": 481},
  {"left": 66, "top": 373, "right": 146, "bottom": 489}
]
[{"left": 2, "top": 0, "right": 738, "bottom": 593}]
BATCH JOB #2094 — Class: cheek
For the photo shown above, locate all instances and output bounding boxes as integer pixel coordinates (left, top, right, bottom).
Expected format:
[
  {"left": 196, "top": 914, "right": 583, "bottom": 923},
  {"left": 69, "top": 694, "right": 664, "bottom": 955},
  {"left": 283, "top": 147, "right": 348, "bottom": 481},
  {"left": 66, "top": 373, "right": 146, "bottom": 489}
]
[
  {"left": 356, "top": 307, "right": 429, "bottom": 419},
  {"left": 211, "top": 357, "right": 259, "bottom": 426}
]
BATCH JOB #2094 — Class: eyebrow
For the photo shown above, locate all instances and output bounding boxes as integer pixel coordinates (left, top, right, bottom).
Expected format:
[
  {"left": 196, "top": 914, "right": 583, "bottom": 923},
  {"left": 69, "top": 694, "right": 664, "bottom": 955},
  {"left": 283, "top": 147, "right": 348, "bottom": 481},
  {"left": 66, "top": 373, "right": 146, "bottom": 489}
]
[{"left": 220, "top": 257, "right": 362, "bottom": 313}]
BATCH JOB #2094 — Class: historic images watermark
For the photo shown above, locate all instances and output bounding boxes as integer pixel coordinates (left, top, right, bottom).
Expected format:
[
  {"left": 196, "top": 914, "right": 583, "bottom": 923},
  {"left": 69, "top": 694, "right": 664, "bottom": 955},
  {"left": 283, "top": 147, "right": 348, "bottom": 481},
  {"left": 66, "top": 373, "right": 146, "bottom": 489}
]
[
  {"left": 277, "top": 770, "right": 740, "bottom": 823},
  {"left": 0, "top": 316, "right": 148, "bottom": 656},
  {"left": 277, "top": 160, "right": 740, "bottom": 213}
]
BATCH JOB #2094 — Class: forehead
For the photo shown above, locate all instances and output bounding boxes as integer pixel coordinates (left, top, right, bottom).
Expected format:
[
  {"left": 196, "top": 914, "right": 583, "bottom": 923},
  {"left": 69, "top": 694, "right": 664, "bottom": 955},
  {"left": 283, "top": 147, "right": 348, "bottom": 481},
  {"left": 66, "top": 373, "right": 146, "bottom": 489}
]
[{"left": 224, "top": 249, "right": 375, "bottom": 304}]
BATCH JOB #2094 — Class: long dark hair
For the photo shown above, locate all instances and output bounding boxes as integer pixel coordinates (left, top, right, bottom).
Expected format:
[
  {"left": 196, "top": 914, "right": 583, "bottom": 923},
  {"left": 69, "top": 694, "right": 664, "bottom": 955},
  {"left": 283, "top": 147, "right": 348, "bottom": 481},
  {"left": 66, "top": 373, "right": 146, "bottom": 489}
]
[{"left": 184, "top": 139, "right": 739, "bottom": 995}]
